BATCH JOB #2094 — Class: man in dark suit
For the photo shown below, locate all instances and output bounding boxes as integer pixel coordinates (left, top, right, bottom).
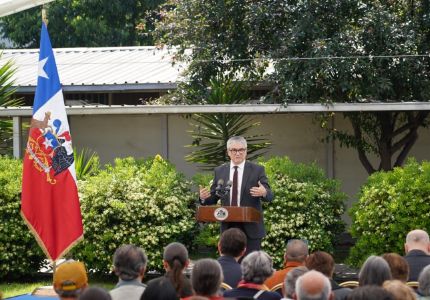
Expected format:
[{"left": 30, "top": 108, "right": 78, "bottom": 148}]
[
  {"left": 403, "top": 229, "right": 430, "bottom": 281},
  {"left": 199, "top": 136, "right": 274, "bottom": 257},
  {"left": 217, "top": 228, "right": 247, "bottom": 289}
]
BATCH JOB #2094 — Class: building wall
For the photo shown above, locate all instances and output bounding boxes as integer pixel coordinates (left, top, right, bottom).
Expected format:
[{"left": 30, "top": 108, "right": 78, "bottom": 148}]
[{"left": 44, "top": 112, "right": 430, "bottom": 226}]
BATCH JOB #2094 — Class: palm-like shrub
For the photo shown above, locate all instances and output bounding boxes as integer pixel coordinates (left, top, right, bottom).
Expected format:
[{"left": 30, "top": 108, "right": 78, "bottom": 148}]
[
  {"left": 347, "top": 158, "right": 430, "bottom": 268},
  {"left": 75, "top": 156, "right": 198, "bottom": 273}
]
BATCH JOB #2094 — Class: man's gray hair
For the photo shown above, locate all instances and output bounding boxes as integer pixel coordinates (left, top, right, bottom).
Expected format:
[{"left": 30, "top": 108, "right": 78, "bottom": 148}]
[
  {"left": 284, "top": 266, "right": 309, "bottom": 298},
  {"left": 295, "top": 270, "right": 331, "bottom": 300},
  {"left": 54, "top": 281, "right": 84, "bottom": 298},
  {"left": 191, "top": 258, "right": 223, "bottom": 296},
  {"left": 113, "top": 244, "right": 147, "bottom": 281},
  {"left": 227, "top": 136, "right": 247, "bottom": 149},
  {"left": 286, "top": 240, "right": 308, "bottom": 262},
  {"left": 419, "top": 264, "right": 430, "bottom": 296},
  {"left": 406, "top": 230, "right": 429, "bottom": 245},
  {"left": 358, "top": 255, "right": 392, "bottom": 287},
  {"left": 241, "top": 251, "right": 275, "bottom": 284}
]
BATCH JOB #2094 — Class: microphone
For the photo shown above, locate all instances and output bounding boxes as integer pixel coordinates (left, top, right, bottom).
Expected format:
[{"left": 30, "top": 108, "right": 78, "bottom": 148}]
[
  {"left": 225, "top": 180, "right": 233, "bottom": 192},
  {"left": 215, "top": 179, "right": 224, "bottom": 191}
]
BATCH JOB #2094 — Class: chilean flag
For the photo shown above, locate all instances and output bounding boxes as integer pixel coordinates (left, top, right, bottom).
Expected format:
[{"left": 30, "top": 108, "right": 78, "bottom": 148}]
[{"left": 21, "top": 22, "right": 83, "bottom": 262}]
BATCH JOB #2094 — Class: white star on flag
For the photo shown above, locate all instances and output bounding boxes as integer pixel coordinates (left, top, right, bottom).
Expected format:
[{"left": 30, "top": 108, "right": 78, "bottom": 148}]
[
  {"left": 38, "top": 57, "right": 49, "bottom": 79},
  {"left": 42, "top": 137, "right": 53, "bottom": 149}
]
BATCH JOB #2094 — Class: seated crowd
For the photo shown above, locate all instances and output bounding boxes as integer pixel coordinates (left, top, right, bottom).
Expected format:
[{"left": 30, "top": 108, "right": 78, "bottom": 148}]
[{"left": 3, "top": 228, "right": 428, "bottom": 300}]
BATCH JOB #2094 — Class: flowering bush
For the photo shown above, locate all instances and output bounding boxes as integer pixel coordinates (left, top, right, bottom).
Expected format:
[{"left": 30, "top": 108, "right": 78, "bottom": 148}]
[
  {"left": 194, "top": 157, "right": 347, "bottom": 269},
  {"left": 0, "top": 155, "right": 47, "bottom": 278},
  {"left": 75, "top": 156, "right": 198, "bottom": 274},
  {"left": 346, "top": 158, "right": 430, "bottom": 268}
]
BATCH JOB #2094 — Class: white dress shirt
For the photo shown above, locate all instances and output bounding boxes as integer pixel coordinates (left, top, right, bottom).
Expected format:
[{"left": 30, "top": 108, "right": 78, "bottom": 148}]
[{"left": 229, "top": 160, "right": 246, "bottom": 206}]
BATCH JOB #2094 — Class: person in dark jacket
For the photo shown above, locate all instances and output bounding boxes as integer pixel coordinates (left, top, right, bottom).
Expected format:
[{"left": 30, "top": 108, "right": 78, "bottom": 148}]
[
  {"left": 403, "top": 229, "right": 430, "bottom": 282},
  {"left": 306, "top": 251, "right": 351, "bottom": 300},
  {"left": 217, "top": 228, "right": 247, "bottom": 289}
]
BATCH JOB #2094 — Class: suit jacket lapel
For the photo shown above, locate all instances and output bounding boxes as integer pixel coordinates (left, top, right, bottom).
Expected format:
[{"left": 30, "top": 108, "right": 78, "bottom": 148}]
[
  {"left": 241, "top": 161, "right": 251, "bottom": 201},
  {"left": 222, "top": 163, "right": 231, "bottom": 206}
]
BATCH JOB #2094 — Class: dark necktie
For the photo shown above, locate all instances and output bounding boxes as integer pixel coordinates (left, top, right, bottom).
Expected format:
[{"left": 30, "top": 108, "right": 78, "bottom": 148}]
[{"left": 231, "top": 166, "right": 238, "bottom": 206}]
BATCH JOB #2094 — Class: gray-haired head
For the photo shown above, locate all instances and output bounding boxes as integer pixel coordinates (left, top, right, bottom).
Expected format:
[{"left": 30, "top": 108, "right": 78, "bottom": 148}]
[
  {"left": 284, "top": 266, "right": 309, "bottom": 298},
  {"left": 405, "top": 230, "right": 430, "bottom": 254},
  {"left": 358, "top": 255, "right": 392, "bottom": 287},
  {"left": 227, "top": 136, "right": 247, "bottom": 149},
  {"left": 241, "top": 251, "right": 275, "bottom": 284},
  {"left": 419, "top": 264, "right": 430, "bottom": 296},
  {"left": 295, "top": 270, "right": 332, "bottom": 300},
  {"left": 191, "top": 258, "right": 223, "bottom": 297},
  {"left": 286, "top": 240, "right": 308, "bottom": 263},
  {"left": 113, "top": 244, "right": 147, "bottom": 281}
]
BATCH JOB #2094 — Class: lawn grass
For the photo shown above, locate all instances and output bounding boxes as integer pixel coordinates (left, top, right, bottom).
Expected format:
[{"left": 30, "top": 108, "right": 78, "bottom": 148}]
[{"left": 0, "top": 277, "right": 117, "bottom": 299}]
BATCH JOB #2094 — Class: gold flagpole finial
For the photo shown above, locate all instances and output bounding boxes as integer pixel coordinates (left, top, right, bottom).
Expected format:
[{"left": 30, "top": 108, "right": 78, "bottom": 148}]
[{"left": 42, "top": 1, "right": 49, "bottom": 27}]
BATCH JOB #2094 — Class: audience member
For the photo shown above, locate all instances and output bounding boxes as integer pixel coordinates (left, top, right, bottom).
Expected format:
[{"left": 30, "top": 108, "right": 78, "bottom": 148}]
[
  {"left": 282, "top": 267, "right": 308, "bottom": 300},
  {"left": 381, "top": 253, "right": 409, "bottom": 283},
  {"left": 140, "top": 277, "right": 177, "bottom": 300},
  {"left": 224, "top": 251, "right": 281, "bottom": 300},
  {"left": 265, "top": 240, "right": 308, "bottom": 289},
  {"left": 293, "top": 270, "right": 333, "bottom": 300},
  {"left": 183, "top": 258, "right": 224, "bottom": 300},
  {"left": 188, "top": 297, "right": 210, "bottom": 300},
  {"left": 418, "top": 264, "right": 430, "bottom": 299},
  {"left": 110, "top": 244, "right": 147, "bottom": 300},
  {"left": 346, "top": 286, "right": 395, "bottom": 300},
  {"left": 154, "top": 242, "right": 193, "bottom": 298},
  {"left": 306, "top": 251, "right": 351, "bottom": 300},
  {"left": 53, "top": 261, "right": 88, "bottom": 300},
  {"left": 358, "top": 255, "right": 392, "bottom": 286},
  {"left": 382, "top": 280, "right": 417, "bottom": 300},
  {"left": 79, "top": 286, "right": 112, "bottom": 300},
  {"left": 404, "top": 229, "right": 430, "bottom": 281},
  {"left": 217, "top": 228, "right": 247, "bottom": 289}
]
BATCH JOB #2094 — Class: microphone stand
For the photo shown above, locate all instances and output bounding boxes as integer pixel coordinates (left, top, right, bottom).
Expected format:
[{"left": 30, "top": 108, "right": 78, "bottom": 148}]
[{"left": 216, "top": 185, "right": 231, "bottom": 207}]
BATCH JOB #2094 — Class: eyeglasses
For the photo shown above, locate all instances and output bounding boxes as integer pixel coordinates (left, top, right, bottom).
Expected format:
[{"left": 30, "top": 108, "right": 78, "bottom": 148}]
[
  {"left": 287, "top": 239, "right": 309, "bottom": 246},
  {"left": 229, "top": 148, "right": 246, "bottom": 154}
]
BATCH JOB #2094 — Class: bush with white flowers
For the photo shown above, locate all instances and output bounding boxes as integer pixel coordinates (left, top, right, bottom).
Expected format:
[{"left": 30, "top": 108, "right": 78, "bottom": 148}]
[
  {"left": 75, "top": 156, "right": 198, "bottom": 274},
  {"left": 347, "top": 158, "right": 430, "bottom": 268},
  {"left": 0, "top": 155, "right": 47, "bottom": 278},
  {"left": 195, "top": 157, "right": 348, "bottom": 270}
]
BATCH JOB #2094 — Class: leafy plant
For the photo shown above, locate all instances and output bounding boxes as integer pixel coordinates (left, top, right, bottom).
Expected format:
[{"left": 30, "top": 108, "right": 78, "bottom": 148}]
[
  {"left": 346, "top": 158, "right": 430, "bottom": 268},
  {"left": 0, "top": 155, "right": 47, "bottom": 278},
  {"left": 194, "top": 156, "right": 347, "bottom": 270},
  {"left": 73, "top": 147, "right": 100, "bottom": 180},
  {"left": 75, "top": 155, "right": 198, "bottom": 273},
  {"left": 185, "top": 77, "right": 271, "bottom": 171},
  {"left": 0, "top": 53, "right": 24, "bottom": 152}
]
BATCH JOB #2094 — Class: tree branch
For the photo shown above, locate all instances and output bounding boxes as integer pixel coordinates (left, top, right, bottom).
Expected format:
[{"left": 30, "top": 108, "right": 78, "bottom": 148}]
[
  {"left": 390, "top": 127, "right": 419, "bottom": 154},
  {"left": 394, "top": 133, "right": 419, "bottom": 168},
  {"left": 350, "top": 118, "right": 376, "bottom": 175}
]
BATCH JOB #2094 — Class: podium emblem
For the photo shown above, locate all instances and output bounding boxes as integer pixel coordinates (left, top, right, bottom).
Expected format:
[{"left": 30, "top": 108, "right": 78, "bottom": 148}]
[{"left": 214, "top": 208, "right": 229, "bottom": 220}]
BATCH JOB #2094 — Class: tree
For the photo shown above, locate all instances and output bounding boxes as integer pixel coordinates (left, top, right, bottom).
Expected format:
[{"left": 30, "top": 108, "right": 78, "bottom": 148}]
[
  {"left": 148, "top": 0, "right": 430, "bottom": 174},
  {"left": 0, "top": 0, "right": 164, "bottom": 48}
]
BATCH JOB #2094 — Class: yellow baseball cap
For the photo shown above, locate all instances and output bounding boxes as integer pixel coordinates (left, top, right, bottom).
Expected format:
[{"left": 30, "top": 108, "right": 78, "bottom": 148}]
[{"left": 54, "top": 261, "right": 88, "bottom": 290}]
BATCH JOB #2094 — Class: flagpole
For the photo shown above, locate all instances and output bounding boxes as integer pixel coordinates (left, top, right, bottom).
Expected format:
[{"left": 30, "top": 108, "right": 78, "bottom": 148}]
[{"left": 53, "top": 260, "right": 56, "bottom": 278}]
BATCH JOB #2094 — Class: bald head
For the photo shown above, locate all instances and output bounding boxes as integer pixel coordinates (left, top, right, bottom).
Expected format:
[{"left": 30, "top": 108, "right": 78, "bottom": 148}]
[
  {"left": 294, "top": 270, "right": 333, "bottom": 300},
  {"left": 286, "top": 240, "right": 309, "bottom": 263},
  {"left": 405, "top": 230, "right": 430, "bottom": 254}
]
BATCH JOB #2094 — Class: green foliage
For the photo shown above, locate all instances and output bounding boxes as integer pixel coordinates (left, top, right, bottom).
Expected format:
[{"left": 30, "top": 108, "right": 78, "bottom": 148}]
[
  {"left": 75, "top": 155, "right": 198, "bottom": 273},
  {"left": 346, "top": 158, "right": 430, "bottom": 268},
  {"left": 194, "top": 157, "right": 347, "bottom": 269},
  {"left": 0, "top": 53, "right": 24, "bottom": 152},
  {"left": 185, "top": 77, "right": 271, "bottom": 171},
  {"left": 0, "top": 155, "right": 47, "bottom": 279},
  {"left": 0, "top": 0, "right": 164, "bottom": 48},
  {"left": 73, "top": 147, "right": 100, "bottom": 180},
  {"left": 261, "top": 157, "right": 347, "bottom": 270}
]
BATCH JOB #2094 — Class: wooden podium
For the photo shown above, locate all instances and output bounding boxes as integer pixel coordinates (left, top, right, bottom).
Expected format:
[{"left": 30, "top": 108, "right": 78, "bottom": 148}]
[{"left": 196, "top": 206, "right": 261, "bottom": 223}]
